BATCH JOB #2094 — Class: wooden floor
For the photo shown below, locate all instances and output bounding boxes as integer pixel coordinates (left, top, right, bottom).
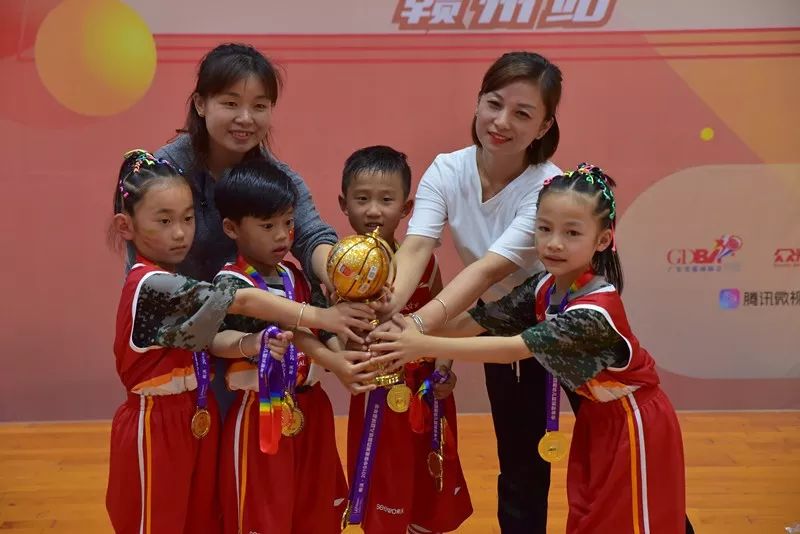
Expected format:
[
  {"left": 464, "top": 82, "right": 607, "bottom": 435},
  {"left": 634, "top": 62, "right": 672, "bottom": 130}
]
[{"left": 0, "top": 412, "right": 798, "bottom": 533}]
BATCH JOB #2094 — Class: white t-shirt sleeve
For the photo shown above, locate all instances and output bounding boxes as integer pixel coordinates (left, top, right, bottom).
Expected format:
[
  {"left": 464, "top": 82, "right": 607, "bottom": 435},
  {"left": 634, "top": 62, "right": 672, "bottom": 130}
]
[
  {"left": 406, "top": 156, "right": 448, "bottom": 241},
  {"left": 487, "top": 189, "right": 540, "bottom": 268}
]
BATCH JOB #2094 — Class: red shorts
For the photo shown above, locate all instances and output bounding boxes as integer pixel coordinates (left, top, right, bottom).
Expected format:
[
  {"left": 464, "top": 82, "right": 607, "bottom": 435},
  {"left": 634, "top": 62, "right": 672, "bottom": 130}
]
[
  {"left": 347, "top": 391, "right": 473, "bottom": 534},
  {"left": 567, "top": 386, "right": 685, "bottom": 534},
  {"left": 219, "top": 384, "right": 348, "bottom": 534},
  {"left": 106, "top": 391, "right": 222, "bottom": 534}
]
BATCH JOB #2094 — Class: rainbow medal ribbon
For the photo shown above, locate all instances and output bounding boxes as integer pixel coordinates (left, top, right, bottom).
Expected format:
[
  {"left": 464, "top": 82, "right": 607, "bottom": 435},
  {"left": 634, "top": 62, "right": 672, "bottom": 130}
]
[
  {"left": 243, "top": 260, "right": 288, "bottom": 454},
  {"left": 257, "top": 326, "right": 283, "bottom": 454},
  {"left": 538, "top": 270, "right": 594, "bottom": 463}
]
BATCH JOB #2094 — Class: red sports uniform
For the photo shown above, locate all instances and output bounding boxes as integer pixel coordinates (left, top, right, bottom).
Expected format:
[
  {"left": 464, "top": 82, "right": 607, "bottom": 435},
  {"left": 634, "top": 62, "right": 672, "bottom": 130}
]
[
  {"left": 215, "top": 259, "right": 348, "bottom": 534},
  {"left": 107, "top": 260, "right": 231, "bottom": 534},
  {"left": 347, "top": 255, "right": 473, "bottom": 533},
  {"left": 531, "top": 274, "right": 685, "bottom": 534}
]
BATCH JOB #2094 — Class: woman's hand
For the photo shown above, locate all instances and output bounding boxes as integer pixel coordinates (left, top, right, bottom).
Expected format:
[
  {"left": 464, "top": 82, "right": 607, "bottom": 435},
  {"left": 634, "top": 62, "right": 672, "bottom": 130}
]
[{"left": 365, "top": 313, "right": 412, "bottom": 344}]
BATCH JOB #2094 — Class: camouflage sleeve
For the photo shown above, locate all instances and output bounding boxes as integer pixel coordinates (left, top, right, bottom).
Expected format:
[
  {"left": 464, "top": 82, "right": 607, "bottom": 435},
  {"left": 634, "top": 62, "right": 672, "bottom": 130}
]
[
  {"left": 132, "top": 272, "right": 236, "bottom": 351},
  {"left": 468, "top": 273, "right": 544, "bottom": 336},
  {"left": 520, "top": 308, "right": 629, "bottom": 390},
  {"left": 212, "top": 273, "right": 269, "bottom": 334}
]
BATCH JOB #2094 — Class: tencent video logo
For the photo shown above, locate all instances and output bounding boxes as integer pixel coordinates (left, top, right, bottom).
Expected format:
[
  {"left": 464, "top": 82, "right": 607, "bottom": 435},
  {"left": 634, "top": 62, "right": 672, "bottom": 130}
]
[{"left": 667, "top": 235, "right": 743, "bottom": 273}]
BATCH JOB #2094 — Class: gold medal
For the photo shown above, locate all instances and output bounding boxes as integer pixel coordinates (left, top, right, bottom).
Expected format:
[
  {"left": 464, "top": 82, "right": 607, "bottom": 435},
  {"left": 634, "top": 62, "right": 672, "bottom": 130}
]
[
  {"left": 281, "top": 406, "right": 305, "bottom": 437},
  {"left": 538, "top": 430, "right": 570, "bottom": 463},
  {"left": 386, "top": 384, "right": 412, "bottom": 413},
  {"left": 190, "top": 408, "right": 211, "bottom": 439},
  {"left": 340, "top": 504, "right": 365, "bottom": 533},
  {"left": 427, "top": 450, "right": 444, "bottom": 478}
]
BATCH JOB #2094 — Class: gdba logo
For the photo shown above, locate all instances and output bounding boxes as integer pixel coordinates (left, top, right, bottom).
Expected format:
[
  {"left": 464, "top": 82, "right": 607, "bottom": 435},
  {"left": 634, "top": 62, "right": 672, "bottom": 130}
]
[{"left": 667, "top": 235, "right": 743, "bottom": 272}]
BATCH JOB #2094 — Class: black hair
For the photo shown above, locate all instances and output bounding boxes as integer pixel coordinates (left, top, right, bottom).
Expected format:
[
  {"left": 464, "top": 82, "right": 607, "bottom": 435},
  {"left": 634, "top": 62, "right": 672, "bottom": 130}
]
[
  {"left": 471, "top": 51, "right": 562, "bottom": 165},
  {"left": 109, "top": 150, "right": 190, "bottom": 252},
  {"left": 215, "top": 159, "right": 297, "bottom": 222},
  {"left": 538, "top": 163, "right": 624, "bottom": 293},
  {"left": 114, "top": 150, "right": 188, "bottom": 216},
  {"left": 184, "top": 43, "right": 283, "bottom": 168},
  {"left": 341, "top": 145, "right": 412, "bottom": 198}
]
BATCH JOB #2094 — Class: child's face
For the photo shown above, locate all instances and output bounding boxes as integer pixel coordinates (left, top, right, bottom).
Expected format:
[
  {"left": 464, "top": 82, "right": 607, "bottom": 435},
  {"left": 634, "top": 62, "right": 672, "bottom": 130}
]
[
  {"left": 193, "top": 74, "right": 272, "bottom": 161},
  {"left": 534, "top": 191, "right": 611, "bottom": 281},
  {"left": 339, "top": 170, "right": 412, "bottom": 244},
  {"left": 223, "top": 208, "right": 295, "bottom": 271},
  {"left": 121, "top": 182, "right": 195, "bottom": 269}
]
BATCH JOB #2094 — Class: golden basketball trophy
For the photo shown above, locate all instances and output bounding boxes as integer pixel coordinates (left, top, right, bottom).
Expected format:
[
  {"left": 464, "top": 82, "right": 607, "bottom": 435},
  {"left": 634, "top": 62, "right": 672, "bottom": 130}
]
[{"left": 326, "top": 228, "right": 411, "bottom": 412}]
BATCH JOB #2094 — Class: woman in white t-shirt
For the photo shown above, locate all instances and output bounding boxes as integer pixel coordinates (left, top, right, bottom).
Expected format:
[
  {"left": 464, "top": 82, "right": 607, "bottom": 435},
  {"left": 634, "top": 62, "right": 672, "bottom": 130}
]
[{"left": 370, "top": 52, "right": 567, "bottom": 533}]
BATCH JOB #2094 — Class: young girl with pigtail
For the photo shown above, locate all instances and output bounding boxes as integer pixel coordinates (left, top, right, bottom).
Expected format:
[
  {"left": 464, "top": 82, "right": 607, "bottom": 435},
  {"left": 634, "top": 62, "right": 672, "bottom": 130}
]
[
  {"left": 370, "top": 163, "right": 687, "bottom": 534},
  {"left": 105, "top": 150, "right": 374, "bottom": 534}
]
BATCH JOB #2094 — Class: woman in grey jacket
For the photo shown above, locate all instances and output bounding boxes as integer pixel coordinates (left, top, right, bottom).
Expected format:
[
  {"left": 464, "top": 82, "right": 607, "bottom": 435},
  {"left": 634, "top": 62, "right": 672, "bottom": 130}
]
[
  {"left": 155, "top": 43, "right": 338, "bottom": 285},
  {"left": 154, "top": 43, "right": 343, "bottom": 417}
]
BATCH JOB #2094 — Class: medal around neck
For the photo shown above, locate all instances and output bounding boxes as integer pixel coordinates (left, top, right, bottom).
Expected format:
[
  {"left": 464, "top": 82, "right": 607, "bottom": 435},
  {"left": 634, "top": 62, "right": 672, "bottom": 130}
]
[
  {"left": 386, "top": 383, "right": 412, "bottom": 413},
  {"left": 191, "top": 408, "right": 211, "bottom": 439},
  {"left": 538, "top": 430, "right": 569, "bottom": 463}
]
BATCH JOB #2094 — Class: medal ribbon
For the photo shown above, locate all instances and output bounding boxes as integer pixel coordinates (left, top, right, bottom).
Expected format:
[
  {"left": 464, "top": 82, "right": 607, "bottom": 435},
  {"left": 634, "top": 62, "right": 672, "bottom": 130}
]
[
  {"left": 275, "top": 265, "right": 299, "bottom": 397},
  {"left": 543, "top": 270, "right": 595, "bottom": 433},
  {"left": 345, "top": 387, "right": 388, "bottom": 526},
  {"left": 192, "top": 351, "right": 210, "bottom": 411},
  {"left": 258, "top": 326, "right": 283, "bottom": 454},
  {"left": 429, "top": 368, "right": 450, "bottom": 456},
  {"left": 243, "top": 259, "right": 301, "bottom": 394}
]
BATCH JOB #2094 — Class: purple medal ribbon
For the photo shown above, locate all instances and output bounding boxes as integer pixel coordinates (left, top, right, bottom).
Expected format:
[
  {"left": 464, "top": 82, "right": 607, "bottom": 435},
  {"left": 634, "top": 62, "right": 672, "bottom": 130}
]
[
  {"left": 248, "top": 264, "right": 299, "bottom": 395},
  {"left": 259, "top": 326, "right": 284, "bottom": 405},
  {"left": 346, "top": 387, "right": 388, "bottom": 525},
  {"left": 429, "top": 368, "right": 450, "bottom": 452},
  {"left": 276, "top": 266, "right": 299, "bottom": 394},
  {"left": 544, "top": 284, "right": 574, "bottom": 432},
  {"left": 192, "top": 351, "right": 210, "bottom": 410}
]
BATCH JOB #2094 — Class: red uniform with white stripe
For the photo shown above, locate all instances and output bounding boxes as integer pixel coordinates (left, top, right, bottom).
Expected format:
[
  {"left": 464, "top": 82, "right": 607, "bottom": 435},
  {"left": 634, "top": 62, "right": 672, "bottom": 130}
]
[
  {"left": 106, "top": 263, "right": 222, "bottom": 534},
  {"left": 347, "top": 255, "right": 473, "bottom": 534},
  {"left": 534, "top": 275, "right": 685, "bottom": 534},
  {"left": 215, "top": 260, "right": 348, "bottom": 534}
]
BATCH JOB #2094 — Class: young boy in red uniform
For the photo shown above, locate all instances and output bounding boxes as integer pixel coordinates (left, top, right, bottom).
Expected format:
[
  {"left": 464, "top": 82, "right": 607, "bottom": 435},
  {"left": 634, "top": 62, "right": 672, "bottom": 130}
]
[
  {"left": 213, "top": 160, "right": 379, "bottom": 534},
  {"left": 339, "top": 146, "right": 473, "bottom": 533}
]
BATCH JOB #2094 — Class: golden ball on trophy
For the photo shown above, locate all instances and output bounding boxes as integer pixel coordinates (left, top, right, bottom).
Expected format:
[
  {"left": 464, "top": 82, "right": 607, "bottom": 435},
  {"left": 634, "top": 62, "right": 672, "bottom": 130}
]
[{"left": 326, "top": 228, "right": 395, "bottom": 301}]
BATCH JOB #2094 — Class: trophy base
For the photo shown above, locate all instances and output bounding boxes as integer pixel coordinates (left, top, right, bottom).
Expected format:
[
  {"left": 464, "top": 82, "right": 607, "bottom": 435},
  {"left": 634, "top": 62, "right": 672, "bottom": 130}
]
[{"left": 373, "top": 370, "right": 404, "bottom": 387}]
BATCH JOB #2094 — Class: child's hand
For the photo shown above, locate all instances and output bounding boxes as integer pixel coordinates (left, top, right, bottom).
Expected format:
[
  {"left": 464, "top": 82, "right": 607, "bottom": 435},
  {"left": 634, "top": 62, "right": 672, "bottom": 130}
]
[
  {"left": 368, "top": 283, "right": 396, "bottom": 320},
  {"left": 328, "top": 349, "right": 378, "bottom": 395},
  {"left": 433, "top": 366, "right": 457, "bottom": 400},
  {"left": 344, "top": 337, "right": 369, "bottom": 352},
  {"left": 320, "top": 302, "right": 376, "bottom": 344},
  {"left": 368, "top": 314, "right": 425, "bottom": 370},
  {"left": 266, "top": 330, "right": 293, "bottom": 362}
]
